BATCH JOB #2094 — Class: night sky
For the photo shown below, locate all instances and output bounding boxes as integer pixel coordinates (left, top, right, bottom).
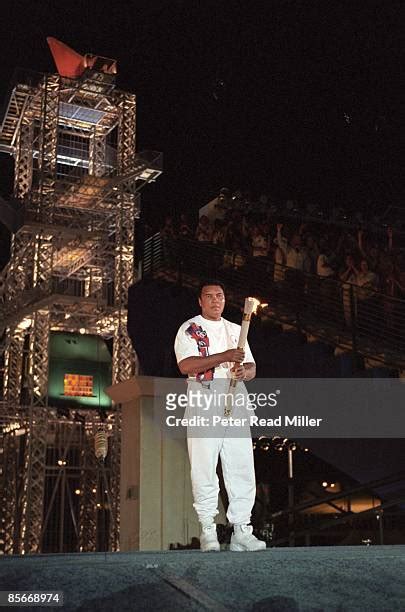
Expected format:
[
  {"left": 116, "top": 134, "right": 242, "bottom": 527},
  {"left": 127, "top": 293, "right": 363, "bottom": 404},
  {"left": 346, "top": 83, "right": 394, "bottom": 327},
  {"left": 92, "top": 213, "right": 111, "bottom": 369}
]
[{"left": 0, "top": 0, "right": 403, "bottom": 226}]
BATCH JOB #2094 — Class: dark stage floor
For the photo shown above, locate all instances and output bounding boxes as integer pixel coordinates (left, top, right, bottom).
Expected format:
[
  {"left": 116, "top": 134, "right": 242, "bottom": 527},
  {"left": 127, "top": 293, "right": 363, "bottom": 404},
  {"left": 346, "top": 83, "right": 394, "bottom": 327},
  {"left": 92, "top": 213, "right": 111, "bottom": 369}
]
[{"left": 1, "top": 545, "right": 404, "bottom": 611}]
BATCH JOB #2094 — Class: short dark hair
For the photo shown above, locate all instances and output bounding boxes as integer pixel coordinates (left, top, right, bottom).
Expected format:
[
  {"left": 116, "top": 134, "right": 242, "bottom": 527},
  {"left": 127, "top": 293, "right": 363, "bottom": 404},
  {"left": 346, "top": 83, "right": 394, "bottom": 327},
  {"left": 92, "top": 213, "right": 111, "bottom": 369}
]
[{"left": 198, "top": 279, "right": 225, "bottom": 296}]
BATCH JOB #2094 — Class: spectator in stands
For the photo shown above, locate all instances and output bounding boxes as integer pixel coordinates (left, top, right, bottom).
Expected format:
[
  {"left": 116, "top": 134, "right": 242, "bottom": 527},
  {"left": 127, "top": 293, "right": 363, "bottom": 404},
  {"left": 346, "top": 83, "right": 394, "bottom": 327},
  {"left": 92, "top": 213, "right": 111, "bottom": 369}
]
[
  {"left": 178, "top": 214, "right": 193, "bottom": 239},
  {"left": 221, "top": 220, "right": 247, "bottom": 273},
  {"left": 383, "top": 257, "right": 405, "bottom": 332},
  {"left": 339, "top": 254, "right": 359, "bottom": 327},
  {"left": 375, "top": 228, "right": 395, "bottom": 284},
  {"left": 317, "top": 239, "right": 336, "bottom": 279},
  {"left": 316, "top": 238, "right": 338, "bottom": 318},
  {"left": 161, "top": 215, "right": 176, "bottom": 239},
  {"left": 273, "top": 244, "right": 286, "bottom": 285},
  {"left": 355, "top": 259, "right": 379, "bottom": 335},
  {"left": 195, "top": 215, "right": 213, "bottom": 243},
  {"left": 251, "top": 225, "right": 269, "bottom": 258},
  {"left": 275, "top": 224, "right": 310, "bottom": 272},
  {"left": 304, "top": 234, "right": 320, "bottom": 274},
  {"left": 395, "top": 253, "right": 405, "bottom": 288},
  {"left": 275, "top": 223, "right": 310, "bottom": 307},
  {"left": 210, "top": 219, "right": 227, "bottom": 270},
  {"left": 356, "top": 259, "right": 379, "bottom": 300},
  {"left": 224, "top": 217, "right": 245, "bottom": 251},
  {"left": 248, "top": 225, "right": 269, "bottom": 294},
  {"left": 230, "top": 234, "right": 247, "bottom": 270},
  {"left": 336, "top": 231, "right": 358, "bottom": 260},
  {"left": 357, "top": 229, "right": 381, "bottom": 273},
  {"left": 212, "top": 219, "right": 226, "bottom": 246}
]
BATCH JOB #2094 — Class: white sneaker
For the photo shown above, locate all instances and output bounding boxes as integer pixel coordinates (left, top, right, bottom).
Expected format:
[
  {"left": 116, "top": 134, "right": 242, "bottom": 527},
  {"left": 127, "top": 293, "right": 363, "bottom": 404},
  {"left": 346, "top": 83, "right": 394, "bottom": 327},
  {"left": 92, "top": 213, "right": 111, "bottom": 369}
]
[
  {"left": 200, "top": 524, "right": 220, "bottom": 552},
  {"left": 230, "top": 524, "right": 266, "bottom": 552}
]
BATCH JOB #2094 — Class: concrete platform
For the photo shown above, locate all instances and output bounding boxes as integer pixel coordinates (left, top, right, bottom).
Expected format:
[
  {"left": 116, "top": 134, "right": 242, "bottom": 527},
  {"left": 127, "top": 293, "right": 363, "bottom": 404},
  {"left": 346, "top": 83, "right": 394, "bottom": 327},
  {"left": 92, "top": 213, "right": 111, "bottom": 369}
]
[{"left": 1, "top": 546, "right": 405, "bottom": 611}]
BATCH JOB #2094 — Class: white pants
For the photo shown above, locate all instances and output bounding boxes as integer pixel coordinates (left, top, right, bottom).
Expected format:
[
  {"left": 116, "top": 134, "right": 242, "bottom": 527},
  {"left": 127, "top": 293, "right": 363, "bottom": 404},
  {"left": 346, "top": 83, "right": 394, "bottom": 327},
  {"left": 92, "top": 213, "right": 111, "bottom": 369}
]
[
  {"left": 188, "top": 433, "right": 256, "bottom": 525},
  {"left": 186, "top": 380, "right": 256, "bottom": 526}
]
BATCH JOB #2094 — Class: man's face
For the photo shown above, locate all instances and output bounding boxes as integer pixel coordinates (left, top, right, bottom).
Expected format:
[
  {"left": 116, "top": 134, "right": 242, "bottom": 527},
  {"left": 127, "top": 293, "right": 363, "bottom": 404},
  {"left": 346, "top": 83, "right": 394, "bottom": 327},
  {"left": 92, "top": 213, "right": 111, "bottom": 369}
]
[{"left": 199, "top": 285, "right": 225, "bottom": 320}]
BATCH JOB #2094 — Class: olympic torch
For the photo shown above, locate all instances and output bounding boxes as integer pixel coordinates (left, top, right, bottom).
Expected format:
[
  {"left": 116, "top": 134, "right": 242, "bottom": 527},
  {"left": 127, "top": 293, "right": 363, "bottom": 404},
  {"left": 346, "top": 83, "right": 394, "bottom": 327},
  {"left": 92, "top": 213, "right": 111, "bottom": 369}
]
[{"left": 224, "top": 297, "right": 263, "bottom": 417}]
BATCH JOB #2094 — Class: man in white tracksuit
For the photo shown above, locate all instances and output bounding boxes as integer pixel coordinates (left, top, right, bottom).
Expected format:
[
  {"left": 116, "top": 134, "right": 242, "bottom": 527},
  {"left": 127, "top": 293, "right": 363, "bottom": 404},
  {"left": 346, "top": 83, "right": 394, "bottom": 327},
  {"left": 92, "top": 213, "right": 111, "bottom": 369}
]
[{"left": 174, "top": 280, "right": 265, "bottom": 552}]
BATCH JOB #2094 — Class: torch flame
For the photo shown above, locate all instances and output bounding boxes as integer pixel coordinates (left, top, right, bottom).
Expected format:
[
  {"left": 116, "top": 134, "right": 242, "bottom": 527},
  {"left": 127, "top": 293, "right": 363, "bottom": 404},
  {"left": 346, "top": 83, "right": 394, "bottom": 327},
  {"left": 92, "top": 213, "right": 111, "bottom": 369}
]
[
  {"left": 251, "top": 298, "right": 261, "bottom": 314},
  {"left": 246, "top": 297, "right": 267, "bottom": 314}
]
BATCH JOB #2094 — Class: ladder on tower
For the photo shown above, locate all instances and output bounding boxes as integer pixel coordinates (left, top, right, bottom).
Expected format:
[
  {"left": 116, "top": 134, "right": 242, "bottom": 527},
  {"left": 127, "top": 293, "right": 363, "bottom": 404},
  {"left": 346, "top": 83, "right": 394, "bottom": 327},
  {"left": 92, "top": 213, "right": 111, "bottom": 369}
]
[{"left": 0, "top": 84, "right": 33, "bottom": 152}]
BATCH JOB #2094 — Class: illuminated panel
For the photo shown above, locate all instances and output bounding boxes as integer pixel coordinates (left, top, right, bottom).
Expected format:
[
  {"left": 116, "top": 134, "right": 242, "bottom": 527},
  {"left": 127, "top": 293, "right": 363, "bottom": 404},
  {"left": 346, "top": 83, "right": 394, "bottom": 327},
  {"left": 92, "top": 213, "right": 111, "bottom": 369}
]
[
  {"left": 63, "top": 373, "right": 94, "bottom": 397},
  {"left": 59, "top": 102, "right": 105, "bottom": 125}
]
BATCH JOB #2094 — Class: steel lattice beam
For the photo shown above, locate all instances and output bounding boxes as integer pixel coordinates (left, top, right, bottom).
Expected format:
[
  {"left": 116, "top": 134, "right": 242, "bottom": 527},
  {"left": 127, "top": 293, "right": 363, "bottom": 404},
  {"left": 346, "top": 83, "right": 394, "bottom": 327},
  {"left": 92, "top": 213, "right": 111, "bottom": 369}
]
[
  {"left": 107, "top": 410, "right": 121, "bottom": 551},
  {"left": 78, "top": 429, "right": 98, "bottom": 552},
  {"left": 3, "top": 332, "right": 24, "bottom": 408},
  {"left": 34, "top": 74, "right": 60, "bottom": 222},
  {"left": 13, "top": 120, "right": 34, "bottom": 200},
  {"left": 89, "top": 127, "right": 107, "bottom": 178},
  {"left": 0, "top": 432, "right": 19, "bottom": 554},
  {"left": 19, "top": 406, "right": 48, "bottom": 553}
]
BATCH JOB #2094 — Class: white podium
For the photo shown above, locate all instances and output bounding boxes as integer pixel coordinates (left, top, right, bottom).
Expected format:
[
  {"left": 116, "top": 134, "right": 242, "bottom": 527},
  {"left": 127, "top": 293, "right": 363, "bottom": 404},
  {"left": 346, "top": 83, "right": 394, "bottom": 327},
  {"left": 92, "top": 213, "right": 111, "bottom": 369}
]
[{"left": 106, "top": 376, "right": 226, "bottom": 551}]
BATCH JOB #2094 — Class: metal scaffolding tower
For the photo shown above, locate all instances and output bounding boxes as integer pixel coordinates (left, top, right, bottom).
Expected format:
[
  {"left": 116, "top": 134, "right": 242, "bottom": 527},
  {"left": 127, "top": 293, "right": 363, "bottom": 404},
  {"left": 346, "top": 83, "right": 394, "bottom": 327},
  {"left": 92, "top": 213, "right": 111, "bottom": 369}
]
[{"left": 0, "top": 46, "right": 162, "bottom": 554}]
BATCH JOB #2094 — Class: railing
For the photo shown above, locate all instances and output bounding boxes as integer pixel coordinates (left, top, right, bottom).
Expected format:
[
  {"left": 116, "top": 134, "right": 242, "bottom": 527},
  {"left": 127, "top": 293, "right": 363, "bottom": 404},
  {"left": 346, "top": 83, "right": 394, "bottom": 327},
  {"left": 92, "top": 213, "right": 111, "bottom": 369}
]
[
  {"left": 0, "top": 276, "right": 116, "bottom": 332},
  {"left": 269, "top": 470, "right": 405, "bottom": 546},
  {"left": 209, "top": 197, "right": 405, "bottom": 237},
  {"left": 51, "top": 276, "right": 115, "bottom": 307},
  {"left": 142, "top": 234, "right": 405, "bottom": 368},
  {"left": 272, "top": 206, "right": 405, "bottom": 237},
  {"left": 141, "top": 233, "right": 165, "bottom": 278}
]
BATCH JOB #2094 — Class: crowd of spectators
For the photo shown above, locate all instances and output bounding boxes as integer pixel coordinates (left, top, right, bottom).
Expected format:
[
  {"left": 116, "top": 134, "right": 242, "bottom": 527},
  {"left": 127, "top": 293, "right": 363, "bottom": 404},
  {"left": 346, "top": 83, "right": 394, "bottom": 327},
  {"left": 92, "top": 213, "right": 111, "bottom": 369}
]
[{"left": 152, "top": 188, "right": 405, "bottom": 335}]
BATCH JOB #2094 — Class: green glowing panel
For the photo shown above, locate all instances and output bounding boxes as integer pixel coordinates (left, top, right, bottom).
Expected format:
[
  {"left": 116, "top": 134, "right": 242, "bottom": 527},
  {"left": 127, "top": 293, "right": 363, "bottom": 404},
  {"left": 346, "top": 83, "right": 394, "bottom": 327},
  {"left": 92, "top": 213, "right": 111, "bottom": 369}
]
[{"left": 48, "top": 332, "right": 112, "bottom": 409}]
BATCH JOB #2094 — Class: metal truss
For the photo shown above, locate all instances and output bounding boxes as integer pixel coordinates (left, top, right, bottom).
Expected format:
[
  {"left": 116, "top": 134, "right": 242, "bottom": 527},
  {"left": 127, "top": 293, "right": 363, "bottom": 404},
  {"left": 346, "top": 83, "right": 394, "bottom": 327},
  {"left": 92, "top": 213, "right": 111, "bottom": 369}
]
[
  {"left": 14, "top": 120, "right": 34, "bottom": 200},
  {"left": 19, "top": 405, "right": 48, "bottom": 553},
  {"left": 3, "top": 332, "right": 24, "bottom": 408},
  {"left": 107, "top": 409, "right": 121, "bottom": 551},
  {"left": 0, "top": 62, "right": 162, "bottom": 553},
  {"left": 78, "top": 426, "right": 99, "bottom": 552},
  {"left": 0, "top": 430, "right": 19, "bottom": 554},
  {"left": 34, "top": 74, "right": 60, "bottom": 222},
  {"left": 88, "top": 127, "right": 107, "bottom": 178},
  {"left": 0, "top": 409, "right": 121, "bottom": 554}
]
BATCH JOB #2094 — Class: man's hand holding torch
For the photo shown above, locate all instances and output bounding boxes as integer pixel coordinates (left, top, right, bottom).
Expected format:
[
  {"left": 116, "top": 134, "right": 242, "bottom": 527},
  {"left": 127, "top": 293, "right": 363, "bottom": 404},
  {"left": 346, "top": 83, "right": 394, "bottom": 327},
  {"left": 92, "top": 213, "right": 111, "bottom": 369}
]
[
  {"left": 224, "top": 297, "right": 261, "bottom": 416},
  {"left": 222, "top": 348, "right": 246, "bottom": 380}
]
